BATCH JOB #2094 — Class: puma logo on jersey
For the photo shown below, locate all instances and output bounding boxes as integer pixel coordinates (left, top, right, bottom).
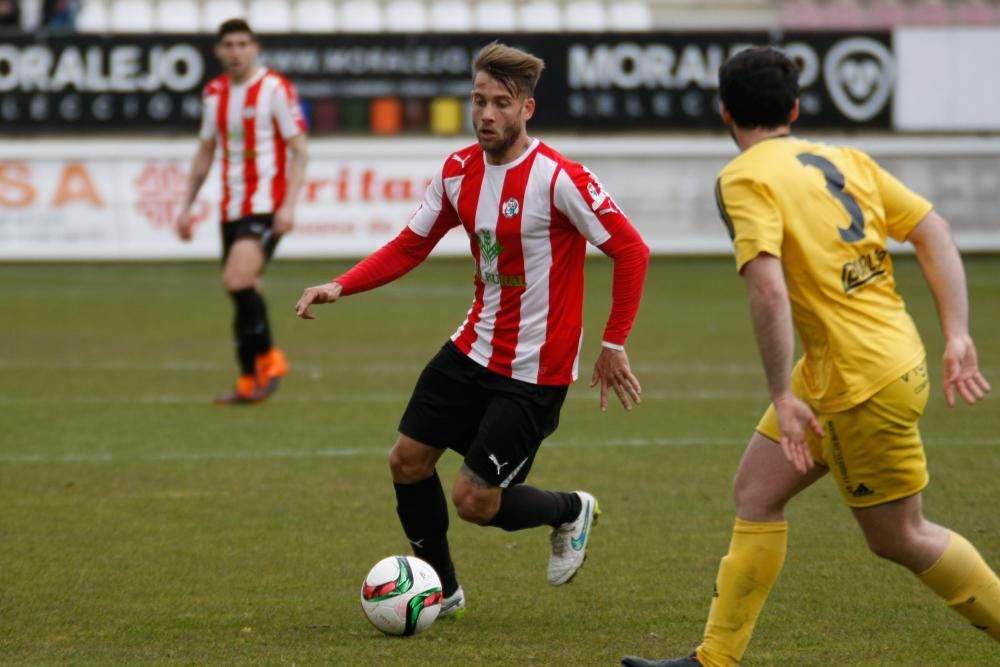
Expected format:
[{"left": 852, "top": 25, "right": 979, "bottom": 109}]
[{"left": 450, "top": 153, "right": 469, "bottom": 168}]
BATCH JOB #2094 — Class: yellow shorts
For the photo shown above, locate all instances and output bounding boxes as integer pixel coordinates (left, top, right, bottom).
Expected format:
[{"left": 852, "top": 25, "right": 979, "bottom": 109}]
[{"left": 756, "top": 359, "right": 930, "bottom": 508}]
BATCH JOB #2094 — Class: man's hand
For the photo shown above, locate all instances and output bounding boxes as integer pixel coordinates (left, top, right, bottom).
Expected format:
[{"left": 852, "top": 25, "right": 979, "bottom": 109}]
[
  {"left": 942, "top": 335, "right": 991, "bottom": 407},
  {"left": 274, "top": 203, "right": 295, "bottom": 236},
  {"left": 295, "top": 282, "right": 344, "bottom": 319},
  {"left": 590, "top": 346, "right": 641, "bottom": 413},
  {"left": 176, "top": 210, "right": 194, "bottom": 242},
  {"left": 774, "top": 394, "right": 823, "bottom": 475}
]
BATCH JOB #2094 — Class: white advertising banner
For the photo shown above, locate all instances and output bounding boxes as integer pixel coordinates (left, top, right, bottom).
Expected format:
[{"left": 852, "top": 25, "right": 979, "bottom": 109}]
[
  {"left": 1, "top": 136, "right": 998, "bottom": 259},
  {"left": 0, "top": 150, "right": 465, "bottom": 260},
  {"left": 894, "top": 28, "right": 1000, "bottom": 132}
]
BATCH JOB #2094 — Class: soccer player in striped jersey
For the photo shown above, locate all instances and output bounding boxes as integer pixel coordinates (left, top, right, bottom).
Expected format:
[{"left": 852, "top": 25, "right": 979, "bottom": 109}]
[
  {"left": 176, "top": 19, "right": 308, "bottom": 404},
  {"left": 296, "top": 42, "right": 650, "bottom": 615},
  {"left": 623, "top": 47, "right": 997, "bottom": 667}
]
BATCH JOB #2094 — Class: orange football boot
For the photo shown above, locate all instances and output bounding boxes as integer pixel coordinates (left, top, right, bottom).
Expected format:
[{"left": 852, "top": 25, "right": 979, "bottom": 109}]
[
  {"left": 254, "top": 347, "right": 289, "bottom": 400},
  {"left": 213, "top": 373, "right": 261, "bottom": 405}
]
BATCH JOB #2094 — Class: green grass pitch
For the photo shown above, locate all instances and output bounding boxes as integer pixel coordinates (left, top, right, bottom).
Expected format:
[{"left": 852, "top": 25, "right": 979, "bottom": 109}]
[{"left": 0, "top": 255, "right": 997, "bottom": 666}]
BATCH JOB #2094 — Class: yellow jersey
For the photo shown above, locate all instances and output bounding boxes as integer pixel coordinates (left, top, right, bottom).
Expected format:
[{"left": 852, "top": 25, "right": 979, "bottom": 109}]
[{"left": 715, "top": 136, "right": 933, "bottom": 412}]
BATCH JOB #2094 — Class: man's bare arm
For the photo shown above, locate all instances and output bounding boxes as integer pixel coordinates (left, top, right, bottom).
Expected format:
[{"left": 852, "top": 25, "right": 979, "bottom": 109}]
[
  {"left": 274, "top": 134, "right": 308, "bottom": 235},
  {"left": 742, "top": 253, "right": 822, "bottom": 473},
  {"left": 176, "top": 138, "right": 216, "bottom": 241},
  {"left": 908, "top": 210, "right": 991, "bottom": 406}
]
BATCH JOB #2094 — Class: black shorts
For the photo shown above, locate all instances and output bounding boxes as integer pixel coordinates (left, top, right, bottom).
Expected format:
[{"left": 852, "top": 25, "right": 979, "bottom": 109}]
[
  {"left": 399, "top": 341, "right": 569, "bottom": 488},
  {"left": 221, "top": 214, "right": 281, "bottom": 264}
]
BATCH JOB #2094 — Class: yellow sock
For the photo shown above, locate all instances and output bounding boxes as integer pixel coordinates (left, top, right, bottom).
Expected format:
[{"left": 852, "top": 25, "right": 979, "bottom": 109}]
[
  {"left": 696, "top": 518, "right": 788, "bottom": 667},
  {"left": 918, "top": 531, "right": 1000, "bottom": 641}
]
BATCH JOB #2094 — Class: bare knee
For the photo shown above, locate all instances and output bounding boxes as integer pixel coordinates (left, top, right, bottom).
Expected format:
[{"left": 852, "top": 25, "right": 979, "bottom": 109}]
[
  {"left": 452, "top": 487, "right": 498, "bottom": 525},
  {"left": 223, "top": 272, "right": 256, "bottom": 293},
  {"left": 388, "top": 437, "right": 438, "bottom": 484},
  {"left": 862, "top": 523, "right": 937, "bottom": 569},
  {"left": 853, "top": 496, "right": 950, "bottom": 571},
  {"left": 732, "top": 469, "right": 788, "bottom": 521},
  {"left": 730, "top": 433, "right": 825, "bottom": 522},
  {"left": 451, "top": 470, "right": 500, "bottom": 525},
  {"left": 224, "top": 240, "right": 265, "bottom": 292},
  {"left": 864, "top": 529, "right": 913, "bottom": 564}
]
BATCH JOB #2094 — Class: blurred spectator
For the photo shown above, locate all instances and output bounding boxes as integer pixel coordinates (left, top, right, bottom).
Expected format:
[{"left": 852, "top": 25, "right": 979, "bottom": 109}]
[
  {"left": 0, "top": 0, "right": 21, "bottom": 30},
  {"left": 868, "top": 0, "right": 908, "bottom": 27},
  {"left": 907, "top": 0, "right": 950, "bottom": 25},
  {"left": 43, "top": 0, "right": 77, "bottom": 29},
  {"left": 821, "top": 0, "right": 867, "bottom": 28},
  {"left": 781, "top": 0, "right": 823, "bottom": 29},
  {"left": 953, "top": 0, "right": 995, "bottom": 24}
]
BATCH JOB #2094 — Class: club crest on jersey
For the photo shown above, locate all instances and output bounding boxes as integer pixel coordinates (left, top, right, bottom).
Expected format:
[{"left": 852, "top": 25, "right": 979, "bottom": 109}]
[
  {"left": 501, "top": 197, "right": 520, "bottom": 219},
  {"left": 242, "top": 107, "right": 256, "bottom": 120},
  {"left": 477, "top": 229, "right": 504, "bottom": 263}
]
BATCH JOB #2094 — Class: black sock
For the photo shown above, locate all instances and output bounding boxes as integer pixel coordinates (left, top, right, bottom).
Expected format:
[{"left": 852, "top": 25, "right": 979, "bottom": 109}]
[
  {"left": 394, "top": 471, "right": 458, "bottom": 597},
  {"left": 488, "top": 486, "right": 581, "bottom": 531},
  {"left": 230, "top": 288, "right": 272, "bottom": 375}
]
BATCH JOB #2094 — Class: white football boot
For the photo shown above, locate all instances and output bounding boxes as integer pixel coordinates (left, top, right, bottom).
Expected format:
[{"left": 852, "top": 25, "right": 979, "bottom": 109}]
[
  {"left": 438, "top": 585, "right": 466, "bottom": 619},
  {"left": 547, "top": 491, "right": 600, "bottom": 586}
]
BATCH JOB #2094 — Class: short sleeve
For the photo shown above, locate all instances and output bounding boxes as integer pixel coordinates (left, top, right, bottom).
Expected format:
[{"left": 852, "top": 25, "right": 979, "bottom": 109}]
[
  {"left": 715, "top": 174, "right": 783, "bottom": 272},
  {"left": 867, "top": 156, "right": 933, "bottom": 241},
  {"left": 271, "top": 78, "right": 307, "bottom": 140},
  {"left": 198, "top": 91, "right": 218, "bottom": 142}
]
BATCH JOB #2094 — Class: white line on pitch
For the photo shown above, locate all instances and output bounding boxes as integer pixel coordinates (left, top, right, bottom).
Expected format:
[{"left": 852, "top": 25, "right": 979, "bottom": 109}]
[
  {"left": 0, "top": 437, "right": 996, "bottom": 465},
  {"left": 0, "top": 359, "right": 222, "bottom": 371},
  {"left": 0, "top": 390, "right": 769, "bottom": 405},
  {"left": 606, "top": 437, "right": 747, "bottom": 446},
  {"left": 2, "top": 358, "right": 996, "bottom": 377},
  {"left": 0, "top": 359, "right": 762, "bottom": 375},
  {"left": 633, "top": 362, "right": 759, "bottom": 374},
  {"left": 0, "top": 359, "right": 781, "bottom": 376},
  {"left": 0, "top": 448, "right": 382, "bottom": 464},
  {"left": 4, "top": 391, "right": 997, "bottom": 405}
]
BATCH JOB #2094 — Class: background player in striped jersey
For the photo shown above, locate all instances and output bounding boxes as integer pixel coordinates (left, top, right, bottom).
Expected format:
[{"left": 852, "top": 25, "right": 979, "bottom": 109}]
[
  {"left": 175, "top": 19, "right": 308, "bottom": 404},
  {"left": 623, "top": 47, "right": 997, "bottom": 667},
  {"left": 296, "top": 42, "right": 650, "bottom": 616}
]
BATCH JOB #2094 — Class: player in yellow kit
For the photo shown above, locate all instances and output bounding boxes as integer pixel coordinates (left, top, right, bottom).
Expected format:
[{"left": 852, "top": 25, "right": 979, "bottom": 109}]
[{"left": 622, "top": 47, "right": 997, "bottom": 667}]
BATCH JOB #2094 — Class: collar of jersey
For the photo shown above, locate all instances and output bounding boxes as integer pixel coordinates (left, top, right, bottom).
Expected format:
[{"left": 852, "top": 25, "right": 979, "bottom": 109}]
[
  {"left": 228, "top": 66, "right": 268, "bottom": 88},
  {"left": 757, "top": 133, "right": 792, "bottom": 144},
  {"left": 484, "top": 138, "right": 540, "bottom": 171}
]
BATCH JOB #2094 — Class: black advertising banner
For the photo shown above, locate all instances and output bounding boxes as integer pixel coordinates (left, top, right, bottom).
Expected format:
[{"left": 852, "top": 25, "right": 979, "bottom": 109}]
[
  {"left": 0, "top": 35, "right": 210, "bottom": 130},
  {"left": 530, "top": 32, "right": 894, "bottom": 129},
  {"left": 0, "top": 32, "right": 893, "bottom": 133}
]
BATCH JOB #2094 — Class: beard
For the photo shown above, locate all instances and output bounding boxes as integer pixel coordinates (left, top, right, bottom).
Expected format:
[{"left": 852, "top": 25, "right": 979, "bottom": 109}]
[
  {"left": 226, "top": 60, "right": 252, "bottom": 80},
  {"left": 477, "top": 125, "right": 519, "bottom": 158}
]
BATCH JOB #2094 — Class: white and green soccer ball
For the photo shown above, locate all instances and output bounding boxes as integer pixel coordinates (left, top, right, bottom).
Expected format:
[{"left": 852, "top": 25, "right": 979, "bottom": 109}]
[{"left": 360, "top": 555, "right": 443, "bottom": 636}]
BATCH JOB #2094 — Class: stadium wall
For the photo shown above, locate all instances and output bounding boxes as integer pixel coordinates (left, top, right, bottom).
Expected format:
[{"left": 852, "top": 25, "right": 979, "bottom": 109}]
[{"left": 1, "top": 135, "right": 998, "bottom": 260}]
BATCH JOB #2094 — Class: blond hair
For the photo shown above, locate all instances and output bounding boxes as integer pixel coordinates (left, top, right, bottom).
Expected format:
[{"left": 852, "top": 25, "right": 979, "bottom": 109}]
[{"left": 472, "top": 42, "right": 545, "bottom": 98}]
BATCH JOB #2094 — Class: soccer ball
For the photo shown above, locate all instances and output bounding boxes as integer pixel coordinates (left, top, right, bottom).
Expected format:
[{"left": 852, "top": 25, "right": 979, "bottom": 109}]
[{"left": 360, "top": 555, "right": 443, "bottom": 636}]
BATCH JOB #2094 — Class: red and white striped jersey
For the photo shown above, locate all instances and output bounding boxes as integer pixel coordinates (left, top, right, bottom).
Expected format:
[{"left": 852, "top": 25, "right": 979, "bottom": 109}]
[
  {"left": 199, "top": 67, "right": 306, "bottom": 223},
  {"left": 335, "top": 138, "right": 649, "bottom": 386}
]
